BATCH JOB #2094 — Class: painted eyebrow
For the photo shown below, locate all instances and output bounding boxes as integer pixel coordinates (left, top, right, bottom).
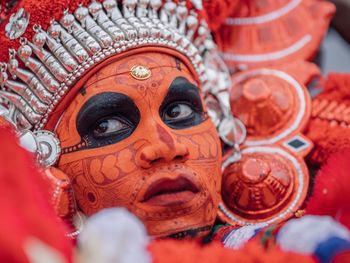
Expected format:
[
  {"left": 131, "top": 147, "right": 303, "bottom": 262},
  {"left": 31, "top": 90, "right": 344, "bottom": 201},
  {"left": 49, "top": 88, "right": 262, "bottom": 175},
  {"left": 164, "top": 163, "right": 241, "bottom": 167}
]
[
  {"left": 160, "top": 76, "right": 203, "bottom": 110},
  {"left": 76, "top": 92, "right": 140, "bottom": 135}
]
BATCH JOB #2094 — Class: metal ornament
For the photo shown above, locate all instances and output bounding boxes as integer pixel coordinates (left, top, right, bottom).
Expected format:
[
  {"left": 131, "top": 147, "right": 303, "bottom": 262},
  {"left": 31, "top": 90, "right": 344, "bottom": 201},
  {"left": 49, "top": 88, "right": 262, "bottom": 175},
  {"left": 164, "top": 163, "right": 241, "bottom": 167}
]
[
  {"left": 191, "top": 0, "right": 203, "bottom": 10},
  {"left": 218, "top": 115, "right": 247, "bottom": 171},
  {"left": 0, "top": 0, "right": 233, "bottom": 169},
  {"left": 5, "top": 8, "right": 30, "bottom": 39},
  {"left": 230, "top": 69, "right": 311, "bottom": 147},
  {"left": 130, "top": 65, "right": 152, "bottom": 80},
  {"left": 17, "top": 130, "right": 61, "bottom": 167},
  {"left": 0, "top": 0, "right": 218, "bottom": 132},
  {"left": 33, "top": 131, "right": 61, "bottom": 167},
  {"left": 219, "top": 146, "right": 309, "bottom": 226},
  {"left": 0, "top": 104, "right": 16, "bottom": 127},
  {"left": 0, "top": 104, "right": 9, "bottom": 117},
  {"left": 219, "top": 116, "right": 246, "bottom": 147}
]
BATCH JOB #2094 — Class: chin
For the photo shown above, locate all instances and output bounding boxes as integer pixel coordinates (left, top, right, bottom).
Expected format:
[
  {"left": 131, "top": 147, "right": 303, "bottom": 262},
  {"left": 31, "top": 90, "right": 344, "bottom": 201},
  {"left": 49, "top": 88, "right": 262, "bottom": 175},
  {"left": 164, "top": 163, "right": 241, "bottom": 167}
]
[
  {"left": 135, "top": 195, "right": 218, "bottom": 239},
  {"left": 130, "top": 170, "right": 220, "bottom": 238}
]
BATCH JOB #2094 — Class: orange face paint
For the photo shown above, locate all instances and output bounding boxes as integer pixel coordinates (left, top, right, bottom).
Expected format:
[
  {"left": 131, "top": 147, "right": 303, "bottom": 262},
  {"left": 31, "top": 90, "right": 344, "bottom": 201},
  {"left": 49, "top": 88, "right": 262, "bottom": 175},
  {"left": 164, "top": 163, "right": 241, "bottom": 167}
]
[{"left": 55, "top": 51, "right": 222, "bottom": 238}]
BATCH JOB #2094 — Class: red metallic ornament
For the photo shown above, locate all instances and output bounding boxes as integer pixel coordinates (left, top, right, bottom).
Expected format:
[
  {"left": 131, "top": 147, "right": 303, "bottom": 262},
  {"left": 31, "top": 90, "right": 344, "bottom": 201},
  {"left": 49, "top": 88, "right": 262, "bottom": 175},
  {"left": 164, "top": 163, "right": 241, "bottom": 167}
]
[
  {"left": 219, "top": 146, "right": 309, "bottom": 225},
  {"left": 230, "top": 69, "right": 311, "bottom": 146},
  {"left": 219, "top": 69, "right": 313, "bottom": 226}
]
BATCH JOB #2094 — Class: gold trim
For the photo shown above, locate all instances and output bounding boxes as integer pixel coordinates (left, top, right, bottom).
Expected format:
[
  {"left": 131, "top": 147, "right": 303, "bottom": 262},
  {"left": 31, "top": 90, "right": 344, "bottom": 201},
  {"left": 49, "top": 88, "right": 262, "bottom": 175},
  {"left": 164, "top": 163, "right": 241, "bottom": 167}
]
[{"left": 130, "top": 65, "right": 152, "bottom": 80}]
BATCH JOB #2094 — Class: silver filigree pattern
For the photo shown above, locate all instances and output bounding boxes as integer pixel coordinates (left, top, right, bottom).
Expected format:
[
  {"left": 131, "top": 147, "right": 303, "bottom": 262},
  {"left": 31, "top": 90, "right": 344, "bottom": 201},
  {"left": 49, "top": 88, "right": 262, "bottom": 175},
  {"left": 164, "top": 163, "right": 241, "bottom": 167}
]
[
  {"left": 5, "top": 8, "right": 30, "bottom": 39},
  {"left": 0, "top": 0, "right": 218, "bottom": 132},
  {"left": 0, "top": 0, "right": 233, "bottom": 167}
]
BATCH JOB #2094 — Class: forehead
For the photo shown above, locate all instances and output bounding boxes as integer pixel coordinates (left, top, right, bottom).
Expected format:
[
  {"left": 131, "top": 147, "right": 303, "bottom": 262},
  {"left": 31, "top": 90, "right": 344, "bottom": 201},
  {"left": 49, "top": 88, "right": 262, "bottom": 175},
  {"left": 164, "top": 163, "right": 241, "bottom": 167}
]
[{"left": 81, "top": 51, "right": 199, "bottom": 102}]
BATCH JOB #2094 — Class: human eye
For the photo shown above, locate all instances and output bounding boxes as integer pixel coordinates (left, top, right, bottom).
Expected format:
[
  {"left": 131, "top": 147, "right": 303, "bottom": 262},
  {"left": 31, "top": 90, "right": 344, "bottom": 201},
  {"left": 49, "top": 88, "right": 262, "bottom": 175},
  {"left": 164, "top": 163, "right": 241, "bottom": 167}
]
[
  {"left": 76, "top": 92, "right": 140, "bottom": 148},
  {"left": 164, "top": 103, "right": 194, "bottom": 121},
  {"left": 161, "top": 101, "right": 206, "bottom": 129},
  {"left": 93, "top": 117, "right": 131, "bottom": 138},
  {"left": 159, "top": 77, "right": 208, "bottom": 129}
]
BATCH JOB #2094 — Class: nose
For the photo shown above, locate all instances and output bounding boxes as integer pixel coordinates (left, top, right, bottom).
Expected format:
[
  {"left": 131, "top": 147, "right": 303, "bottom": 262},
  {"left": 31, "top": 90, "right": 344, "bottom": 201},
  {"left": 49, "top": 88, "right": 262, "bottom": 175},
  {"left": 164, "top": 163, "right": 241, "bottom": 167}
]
[{"left": 135, "top": 123, "right": 190, "bottom": 169}]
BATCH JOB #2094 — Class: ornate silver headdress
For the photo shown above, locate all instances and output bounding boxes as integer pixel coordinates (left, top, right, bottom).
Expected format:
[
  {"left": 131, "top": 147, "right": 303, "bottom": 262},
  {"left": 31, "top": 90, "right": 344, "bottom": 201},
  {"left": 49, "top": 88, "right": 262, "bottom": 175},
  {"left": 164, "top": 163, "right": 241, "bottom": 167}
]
[{"left": 0, "top": 0, "right": 235, "bottom": 167}]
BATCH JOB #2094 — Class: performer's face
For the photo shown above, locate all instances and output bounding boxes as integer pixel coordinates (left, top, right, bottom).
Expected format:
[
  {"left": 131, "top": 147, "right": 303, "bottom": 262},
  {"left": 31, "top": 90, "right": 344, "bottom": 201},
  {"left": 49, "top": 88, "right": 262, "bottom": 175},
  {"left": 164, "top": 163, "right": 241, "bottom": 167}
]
[{"left": 55, "top": 52, "right": 222, "bottom": 238}]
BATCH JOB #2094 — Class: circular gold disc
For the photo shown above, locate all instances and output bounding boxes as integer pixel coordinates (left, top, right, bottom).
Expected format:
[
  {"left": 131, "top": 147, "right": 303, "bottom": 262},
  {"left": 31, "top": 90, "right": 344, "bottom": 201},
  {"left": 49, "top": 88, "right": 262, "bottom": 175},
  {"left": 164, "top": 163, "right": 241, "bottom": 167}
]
[{"left": 130, "top": 65, "right": 152, "bottom": 80}]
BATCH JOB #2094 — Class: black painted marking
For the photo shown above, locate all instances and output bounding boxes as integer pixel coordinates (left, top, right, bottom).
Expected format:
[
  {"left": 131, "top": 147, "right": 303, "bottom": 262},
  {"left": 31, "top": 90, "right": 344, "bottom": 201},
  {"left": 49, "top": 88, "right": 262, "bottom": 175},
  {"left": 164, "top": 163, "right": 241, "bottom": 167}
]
[
  {"left": 175, "top": 58, "right": 182, "bottom": 71},
  {"left": 80, "top": 87, "right": 87, "bottom": 96}
]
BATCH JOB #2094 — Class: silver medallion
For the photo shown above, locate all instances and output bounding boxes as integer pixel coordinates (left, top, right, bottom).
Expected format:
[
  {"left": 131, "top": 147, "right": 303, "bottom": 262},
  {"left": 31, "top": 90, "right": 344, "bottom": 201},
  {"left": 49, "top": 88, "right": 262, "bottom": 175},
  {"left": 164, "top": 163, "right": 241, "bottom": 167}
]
[{"left": 33, "top": 130, "right": 61, "bottom": 167}]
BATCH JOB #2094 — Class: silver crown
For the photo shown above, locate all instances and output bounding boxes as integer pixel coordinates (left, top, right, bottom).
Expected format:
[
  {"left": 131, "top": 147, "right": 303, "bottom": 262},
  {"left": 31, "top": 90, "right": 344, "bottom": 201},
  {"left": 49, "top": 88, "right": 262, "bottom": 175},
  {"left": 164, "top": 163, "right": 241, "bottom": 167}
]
[
  {"left": 0, "top": 0, "right": 216, "bottom": 131},
  {"left": 0, "top": 0, "right": 234, "bottom": 168}
]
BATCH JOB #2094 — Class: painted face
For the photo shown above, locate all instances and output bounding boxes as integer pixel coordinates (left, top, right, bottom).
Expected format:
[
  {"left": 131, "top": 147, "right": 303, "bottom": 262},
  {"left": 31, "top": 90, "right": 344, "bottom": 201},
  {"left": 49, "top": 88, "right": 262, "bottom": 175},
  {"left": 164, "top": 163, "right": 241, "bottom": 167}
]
[{"left": 55, "top": 51, "right": 222, "bottom": 238}]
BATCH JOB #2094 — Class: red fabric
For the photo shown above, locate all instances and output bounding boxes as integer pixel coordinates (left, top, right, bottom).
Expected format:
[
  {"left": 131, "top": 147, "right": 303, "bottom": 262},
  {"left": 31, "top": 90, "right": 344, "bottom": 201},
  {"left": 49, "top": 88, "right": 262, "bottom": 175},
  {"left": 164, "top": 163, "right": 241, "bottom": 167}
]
[
  {"left": 203, "top": 0, "right": 240, "bottom": 31},
  {"left": 0, "top": 127, "right": 72, "bottom": 263},
  {"left": 317, "top": 73, "right": 350, "bottom": 100},
  {"left": 305, "top": 73, "right": 350, "bottom": 165},
  {"left": 306, "top": 149, "right": 350, "bottom": 229},
  {"left": 332, "top": 250, "right": 350, "bottom": 263},
  {"left": 214, "top": 0, "right": 335, "bottom": 69}
]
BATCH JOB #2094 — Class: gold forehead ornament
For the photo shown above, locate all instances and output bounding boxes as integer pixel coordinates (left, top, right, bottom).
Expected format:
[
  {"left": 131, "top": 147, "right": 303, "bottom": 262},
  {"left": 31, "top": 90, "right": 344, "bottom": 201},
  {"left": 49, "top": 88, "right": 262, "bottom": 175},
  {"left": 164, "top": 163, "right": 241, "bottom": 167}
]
[{"left": 130, "top": 65, "right": 152, "bottom": 80}]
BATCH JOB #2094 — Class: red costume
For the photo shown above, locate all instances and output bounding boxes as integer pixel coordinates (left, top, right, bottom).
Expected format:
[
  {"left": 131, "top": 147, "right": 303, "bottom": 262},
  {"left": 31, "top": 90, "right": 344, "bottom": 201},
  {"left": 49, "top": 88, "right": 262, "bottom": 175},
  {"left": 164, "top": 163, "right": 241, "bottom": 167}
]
[{"left": 0, "top": 0, "right": 349, "bottom": 262}]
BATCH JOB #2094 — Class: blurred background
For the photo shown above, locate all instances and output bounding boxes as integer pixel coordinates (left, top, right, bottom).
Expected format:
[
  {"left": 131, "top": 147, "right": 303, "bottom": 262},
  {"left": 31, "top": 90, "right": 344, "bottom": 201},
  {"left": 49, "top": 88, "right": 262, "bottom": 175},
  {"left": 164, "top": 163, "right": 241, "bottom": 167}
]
[{"left": 321, "top": 0, "right": 350, "bottom": 73}]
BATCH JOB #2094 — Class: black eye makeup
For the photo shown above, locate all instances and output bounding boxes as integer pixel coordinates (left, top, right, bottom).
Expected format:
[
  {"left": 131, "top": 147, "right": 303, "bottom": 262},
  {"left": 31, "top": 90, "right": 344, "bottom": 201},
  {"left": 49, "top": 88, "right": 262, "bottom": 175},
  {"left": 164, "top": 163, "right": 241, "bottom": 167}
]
[
  {"left": 65, "top": 78, "right": 205, "bottom": 153},
  {"left": 76, "top": 92, "right": 140, "bottom": 148},
  {"left": 159, "top": 77, "right": 207, "bottom": 129}
]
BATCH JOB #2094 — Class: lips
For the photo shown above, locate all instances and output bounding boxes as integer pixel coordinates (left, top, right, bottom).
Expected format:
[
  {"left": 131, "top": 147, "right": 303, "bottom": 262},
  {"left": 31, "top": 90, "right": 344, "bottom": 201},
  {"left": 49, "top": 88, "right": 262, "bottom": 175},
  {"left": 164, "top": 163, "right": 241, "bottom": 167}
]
[{"left": 141, "top": 176, "right": 200, "bottom": 206}]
